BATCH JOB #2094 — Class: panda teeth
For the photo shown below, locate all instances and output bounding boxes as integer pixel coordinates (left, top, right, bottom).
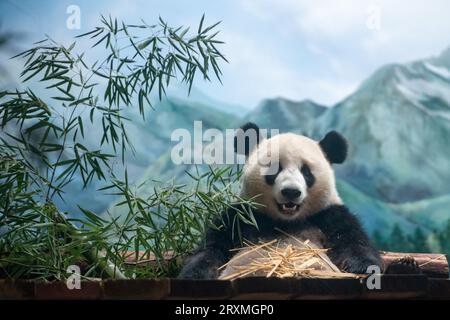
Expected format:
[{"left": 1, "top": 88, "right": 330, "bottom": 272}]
[
  {"left": 276, "top": 202, "right": 300, "bottom": 214},
  {"left": 281, "top": 203, "right": 299, "bottom": 212}
]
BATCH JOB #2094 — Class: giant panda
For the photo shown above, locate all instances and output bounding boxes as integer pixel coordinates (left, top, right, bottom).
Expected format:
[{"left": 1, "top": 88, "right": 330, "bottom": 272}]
[{"left": 178, "top": 123, "right": 419, "bottom": 279}]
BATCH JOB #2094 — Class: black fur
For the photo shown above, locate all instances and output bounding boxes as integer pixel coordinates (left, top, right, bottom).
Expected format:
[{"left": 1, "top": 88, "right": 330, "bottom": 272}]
[
  {"left": 177, "top": 204, "right": 382, "bottom": 279},
  {"left": 301, "top": 164, "right": 315, "bottom": 188},
  {"left": 234, "top": 122, "right": 261, "bottom": 156},
  {"left": 319, "top": 131, "right": 348, "bottom": 164},
  {"left": 264, "top": 163, "right": 282, "bottom": 185}
]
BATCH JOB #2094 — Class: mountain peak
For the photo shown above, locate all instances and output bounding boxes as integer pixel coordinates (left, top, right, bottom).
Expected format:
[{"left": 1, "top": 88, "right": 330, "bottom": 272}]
[
  {"left": 436, "top": 46, "right": 450, "bottom": 67},
  {"left": 243, "top": 97, "right": 326, "bottom": 136},
  {"left": 258, "top": 96, "right": 326, "bottom": 110},
  {"left": 318, "top": 46, "right": 450, "bottom": 203}
]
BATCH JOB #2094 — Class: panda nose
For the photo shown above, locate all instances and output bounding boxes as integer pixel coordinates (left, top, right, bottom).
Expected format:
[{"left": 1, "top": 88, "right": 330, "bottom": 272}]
[{"left": 281, "top": 188, "right": 301, "bottom": 200}]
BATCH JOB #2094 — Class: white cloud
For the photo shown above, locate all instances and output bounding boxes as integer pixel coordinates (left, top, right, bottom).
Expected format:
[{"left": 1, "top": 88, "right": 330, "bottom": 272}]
[
  {"left": 4, "top": 0, "right": 450, "bottom": 108},
  {"left": 242, "top": 0, "right": 367, "bottom": 36},
  {"left": 242, "top": 0, "right": 450, "bottom": 61},
  {"left": 216, "top": 30, "right": 359, "bottom": 106},
  {"left": 295, "top": 1, "right": 367, "bottom": 37},
  {"left": 218, "top": 31, "right": 304, "bottom": 105},
  {"left": 238, "top": 0, "right": 450, "bottom": 105}
]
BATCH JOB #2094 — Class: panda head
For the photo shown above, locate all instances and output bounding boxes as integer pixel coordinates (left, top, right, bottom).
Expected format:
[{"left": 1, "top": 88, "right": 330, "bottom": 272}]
[{"left": 234, "top": 122, "right": 347, "bottom": 221}]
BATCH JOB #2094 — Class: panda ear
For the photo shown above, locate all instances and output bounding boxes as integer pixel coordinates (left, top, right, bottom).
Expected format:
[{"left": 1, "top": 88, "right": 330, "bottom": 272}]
[
  {"left": 234, "top": 122, "right": 261, "bottom": 156},
  {"left": 319, "top": 131, "right": 348, "bottom": 164}
]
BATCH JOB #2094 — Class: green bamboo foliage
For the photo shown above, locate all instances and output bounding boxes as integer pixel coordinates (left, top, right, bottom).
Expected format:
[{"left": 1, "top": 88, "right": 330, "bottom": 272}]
[{"left": 0, "top": 15, "right": 255, "bottom": 280}]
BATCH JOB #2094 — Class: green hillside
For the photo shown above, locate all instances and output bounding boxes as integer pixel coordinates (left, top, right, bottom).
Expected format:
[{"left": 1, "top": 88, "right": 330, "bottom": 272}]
[{"left": 390, "top": 195, "right": 450, "bottom": 231}]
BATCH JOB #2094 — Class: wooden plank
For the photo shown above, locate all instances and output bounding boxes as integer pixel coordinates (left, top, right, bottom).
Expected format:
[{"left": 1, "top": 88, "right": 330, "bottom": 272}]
[
  {"left": 166, "top": 279, "right": 233, "bottom": 300},
  {"left": 230, "top": 277, "right": 298, "bottom": 299},
  {"left": 427, "top": 279, "right": 450, "bottom": 299},
  {"left": 294, "top": 278, "right": 363, "bottom": 300},
  {"left": 361, "top": 275, "right": 428, "bottom": 299},
  {"left": 123, "top": 250, "right": 450, "bottom": 278},
  {"left": 0, "top": 276, "right": 448, "bottom": 299},
  {"left": 381, "top": 251, "right": 449, "bottom": 278},
  {"left": 35, "top": 281, "right": 102, "bottom": 300},
  {"left": 102, "top": 279, "right": 169, "bottom": 300},
  {"left": 0, "top": 279, "right": 35, "bottom": 299}
]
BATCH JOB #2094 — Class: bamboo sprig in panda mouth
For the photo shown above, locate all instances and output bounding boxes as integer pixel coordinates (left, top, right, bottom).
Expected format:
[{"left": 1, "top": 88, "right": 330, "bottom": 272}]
[{"left": 218, "top": 229, "right": 362, "bottom": 280}]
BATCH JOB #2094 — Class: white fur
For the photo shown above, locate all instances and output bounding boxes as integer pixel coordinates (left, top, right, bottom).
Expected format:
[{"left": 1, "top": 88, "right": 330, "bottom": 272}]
[{"left": 241, "top": 133, "right": 342, "bottom": 221}]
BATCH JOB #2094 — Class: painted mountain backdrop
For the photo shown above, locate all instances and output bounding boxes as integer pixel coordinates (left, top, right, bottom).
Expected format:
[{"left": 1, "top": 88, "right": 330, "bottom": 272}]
[{"left": 60, "top": 47, "right": 450, "bottom": 240}]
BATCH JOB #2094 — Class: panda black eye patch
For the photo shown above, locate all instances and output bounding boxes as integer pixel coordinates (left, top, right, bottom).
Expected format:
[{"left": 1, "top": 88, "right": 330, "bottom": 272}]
[
  {"left": 301, "top": 164, "right": 315, "bottom": 188},
  {"left": 264, "top": 163, "right": 282, "bottom": 185}
]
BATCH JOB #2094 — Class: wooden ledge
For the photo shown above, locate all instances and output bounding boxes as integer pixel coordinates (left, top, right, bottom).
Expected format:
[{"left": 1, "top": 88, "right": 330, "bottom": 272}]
[
  {"left": 123, "top": 251, "right": 450, "bottom": 279},
  {"left": 1, "top": 276, "right": 449, "bottom": 300}
]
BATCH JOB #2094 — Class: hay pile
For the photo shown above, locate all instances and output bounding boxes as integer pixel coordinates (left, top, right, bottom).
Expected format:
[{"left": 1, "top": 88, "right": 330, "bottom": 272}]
[{"left": 218, "top": 229, "right": 361, "bottom": 280}]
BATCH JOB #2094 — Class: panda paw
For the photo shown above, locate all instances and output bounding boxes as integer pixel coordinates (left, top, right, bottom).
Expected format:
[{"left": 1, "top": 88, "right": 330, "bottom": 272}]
[{"left": 384, "top": 256, "right": 422, "bottom": 275}]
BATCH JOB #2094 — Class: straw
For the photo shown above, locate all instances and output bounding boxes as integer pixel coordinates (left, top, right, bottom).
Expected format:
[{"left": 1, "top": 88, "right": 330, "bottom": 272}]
[{"left": 218, "top": 229, "right": 361, "bottom": 280}]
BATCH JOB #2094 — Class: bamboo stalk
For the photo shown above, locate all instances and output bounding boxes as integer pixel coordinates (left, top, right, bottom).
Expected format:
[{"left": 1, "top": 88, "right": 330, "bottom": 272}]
[{"left": 55, "top": 212, "right": 127, "bottom": 280}]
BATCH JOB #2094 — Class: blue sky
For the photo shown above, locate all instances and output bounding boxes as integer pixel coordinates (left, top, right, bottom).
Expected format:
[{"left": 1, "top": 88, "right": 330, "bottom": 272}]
[{"left": 1, "top": 0, "right": 450, "bottom": 109}]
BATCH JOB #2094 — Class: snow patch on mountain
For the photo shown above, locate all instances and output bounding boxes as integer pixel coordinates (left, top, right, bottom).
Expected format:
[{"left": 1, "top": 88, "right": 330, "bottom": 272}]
[
  {"left": 394, "top": 65, "right": 450, "bottom": 119},
  {"left": 424, "top": 62, "right": 450, "bottom": 79}
]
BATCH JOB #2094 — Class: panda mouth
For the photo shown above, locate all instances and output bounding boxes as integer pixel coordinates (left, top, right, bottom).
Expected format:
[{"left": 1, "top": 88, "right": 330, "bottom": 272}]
[{"left": 276, "top": 202, "right": 301, "bottom": 215}]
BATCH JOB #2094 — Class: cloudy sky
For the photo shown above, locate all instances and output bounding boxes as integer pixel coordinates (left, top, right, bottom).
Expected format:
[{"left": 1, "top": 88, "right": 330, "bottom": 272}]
[{"left": 1, "top": 0, "right": 450, "bottom": 108}]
